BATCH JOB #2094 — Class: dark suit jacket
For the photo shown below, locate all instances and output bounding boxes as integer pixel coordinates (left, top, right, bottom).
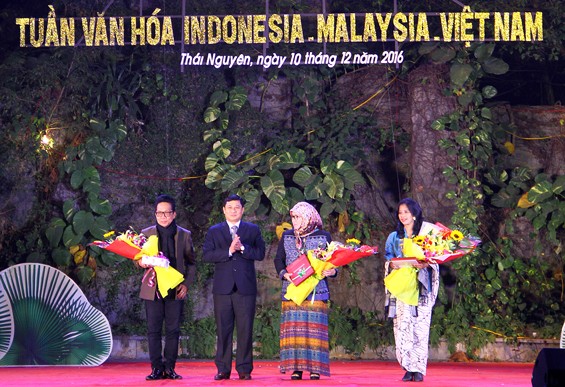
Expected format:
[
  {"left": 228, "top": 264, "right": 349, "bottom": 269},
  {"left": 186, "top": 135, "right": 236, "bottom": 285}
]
[
  {"left": 202, "top": 221, "right": 266, "bottom": 295},
  {"left": 139, "top": 225, "right": 196, "bottom": 300}
]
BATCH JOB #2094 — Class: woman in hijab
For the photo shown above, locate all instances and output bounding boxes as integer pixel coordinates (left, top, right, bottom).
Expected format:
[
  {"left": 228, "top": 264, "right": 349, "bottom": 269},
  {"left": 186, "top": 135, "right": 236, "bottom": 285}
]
[{"left": 274, "top": 202, "right": 337, "bottom": 380}]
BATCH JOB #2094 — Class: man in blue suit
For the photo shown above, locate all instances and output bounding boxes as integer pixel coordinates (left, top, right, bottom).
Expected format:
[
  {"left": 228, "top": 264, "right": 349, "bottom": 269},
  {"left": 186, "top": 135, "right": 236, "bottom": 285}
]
[{"left": 203, "top": 194, "right": 266, "bottom": 381}]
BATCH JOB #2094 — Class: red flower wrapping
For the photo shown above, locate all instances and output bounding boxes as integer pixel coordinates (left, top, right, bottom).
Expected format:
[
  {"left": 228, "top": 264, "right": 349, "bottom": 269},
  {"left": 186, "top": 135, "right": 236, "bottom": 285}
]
[
  {"left": 91, "top": 239, "right": 141, "bottom": 260},
  {"left": 327, "top": 245, "right": 378, "bottom": 267}
]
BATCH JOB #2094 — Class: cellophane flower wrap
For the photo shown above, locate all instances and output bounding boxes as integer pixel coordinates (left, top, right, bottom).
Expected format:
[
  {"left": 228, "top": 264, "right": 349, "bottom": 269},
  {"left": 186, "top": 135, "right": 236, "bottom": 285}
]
[
  {"left": 285, "top": 239, "right": 378, "bottom": 306},
  {"left": 91, "top": 229, "right": 184, "bottom": 298},
  {"left": 396, "top": 222, "right": 481, "bottom": 264},
  {"left": 386, "top": 223, "right": 481, "bottom": 305}
]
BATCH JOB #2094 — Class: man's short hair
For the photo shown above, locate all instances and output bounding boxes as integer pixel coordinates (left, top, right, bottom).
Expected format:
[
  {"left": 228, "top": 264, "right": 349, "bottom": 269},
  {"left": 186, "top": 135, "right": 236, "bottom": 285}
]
[
  {"left": 223, "top": 193, "right": 245, "bottom": 207},
  {"left": 155, "top": 194, "right": 176, "bottom": 211}
]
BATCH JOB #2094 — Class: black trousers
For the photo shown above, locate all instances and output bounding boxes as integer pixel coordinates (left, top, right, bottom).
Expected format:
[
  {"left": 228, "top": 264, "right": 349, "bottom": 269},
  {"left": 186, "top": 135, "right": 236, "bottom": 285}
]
[
  {"left": 213, "top": 291, "right": 256, "bottom": 375},
  {"left": 145, "top": 297, "right": 184, "bottom": 370}
]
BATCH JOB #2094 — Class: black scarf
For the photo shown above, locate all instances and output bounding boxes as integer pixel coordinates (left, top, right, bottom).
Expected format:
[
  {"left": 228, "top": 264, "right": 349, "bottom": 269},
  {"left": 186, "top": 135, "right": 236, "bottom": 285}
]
[{"left": 156, "top": 221, "right": 177, "bottom": 269}]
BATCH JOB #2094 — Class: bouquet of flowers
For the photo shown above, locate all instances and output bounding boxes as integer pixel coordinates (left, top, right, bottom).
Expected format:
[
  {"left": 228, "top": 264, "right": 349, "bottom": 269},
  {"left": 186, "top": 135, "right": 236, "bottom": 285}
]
[
  {"left": 392, "top": 223, "right": 480, "bottom": 266},
  {"left": 285, "top": 238, "right": 378, "bottom": 305},
  {"left": 91, "top": 228, "right": 184, "bottom": 298},
  {"left": 386, "top": 223, "right": 481, "bottom": 305}
]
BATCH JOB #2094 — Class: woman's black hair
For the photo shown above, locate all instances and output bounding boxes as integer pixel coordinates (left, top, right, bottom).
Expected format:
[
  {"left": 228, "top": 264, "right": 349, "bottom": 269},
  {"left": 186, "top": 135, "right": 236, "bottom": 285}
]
[{"left": 395, "top": 198, "right": 424, "bottom": 238}]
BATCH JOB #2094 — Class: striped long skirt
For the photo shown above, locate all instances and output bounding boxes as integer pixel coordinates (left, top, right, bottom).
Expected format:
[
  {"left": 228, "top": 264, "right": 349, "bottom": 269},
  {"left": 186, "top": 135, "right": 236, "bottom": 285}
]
[{"left": 279, "top": 300, "right": 330, "bottom": 376}]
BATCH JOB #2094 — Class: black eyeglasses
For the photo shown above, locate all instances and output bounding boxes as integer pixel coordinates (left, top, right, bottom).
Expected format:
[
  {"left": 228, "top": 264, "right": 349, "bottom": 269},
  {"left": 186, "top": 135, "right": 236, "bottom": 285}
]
[{"left": 155, "top": 211, "right": 174, "bottom": 218}]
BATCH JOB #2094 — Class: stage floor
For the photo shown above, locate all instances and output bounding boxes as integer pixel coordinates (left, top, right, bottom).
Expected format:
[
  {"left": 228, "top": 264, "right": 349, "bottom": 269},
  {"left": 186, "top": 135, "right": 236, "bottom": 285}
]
[{"left": 1, "top": 360, "right": 534, "bottom": 386}]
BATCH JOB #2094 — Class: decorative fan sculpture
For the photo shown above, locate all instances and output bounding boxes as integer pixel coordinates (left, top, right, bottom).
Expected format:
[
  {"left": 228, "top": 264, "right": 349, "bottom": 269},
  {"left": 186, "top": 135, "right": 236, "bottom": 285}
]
[{"left": 0, "top": 263, "right": 113, "bottom": 366}]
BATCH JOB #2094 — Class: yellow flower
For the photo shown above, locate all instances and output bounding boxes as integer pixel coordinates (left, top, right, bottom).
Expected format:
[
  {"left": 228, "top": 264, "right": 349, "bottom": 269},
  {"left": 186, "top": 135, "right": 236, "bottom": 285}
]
[
  {"left": 346, "top": 238, "right": 361, "bottom": 245},
  {"left": 413, "top": 236, "right": 425, "bottom": 246},
  {"left": 103, "top": 231, "right": 115, "bottom": 238},
  {"left": 450, "top": 230, "right": 464, "bottom": 242}
]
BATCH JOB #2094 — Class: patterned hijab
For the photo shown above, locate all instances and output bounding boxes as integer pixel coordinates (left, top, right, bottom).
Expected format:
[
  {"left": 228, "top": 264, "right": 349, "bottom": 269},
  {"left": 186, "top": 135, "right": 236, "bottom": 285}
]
[{"left": 290, "top": 202, "right": 323, "bottom": 249}]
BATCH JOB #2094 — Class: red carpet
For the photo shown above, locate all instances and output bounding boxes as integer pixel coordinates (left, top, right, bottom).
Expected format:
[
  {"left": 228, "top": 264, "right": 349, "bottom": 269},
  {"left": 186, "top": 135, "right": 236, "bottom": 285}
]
[{"left": 1, "top": 360, "right": 533, "bottom": 386}]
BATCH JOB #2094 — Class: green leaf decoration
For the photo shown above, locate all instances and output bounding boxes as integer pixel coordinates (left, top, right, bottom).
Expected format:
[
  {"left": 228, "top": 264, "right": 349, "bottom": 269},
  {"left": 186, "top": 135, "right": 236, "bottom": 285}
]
[
  {"left": 482, "top": 85, "right": 498, "bottom": 99},
  {"left": 429, "top": 46, "right": 456, "bottom": 63},
  {"left": 63, "top": 200, "right": 76, "bottom": 222},
  {"left": 304, "top": 175, "right": 324, "bottom": 200},
  {"left": 323, "top": 173, "right": 345, "bottom": 199},
  {"left": 213, "top": 139, "right": 231, "bottom": 159},
  {"left": 70, "top": 169, "right": 85, "bottom": 189},
  {"left": 418, "top": 42, "right": 439, "bottom": 55},
  {"left": 261, "top": 170, "right": 287, "bottom": 214},
  {"left": 89, "top": 216, "right": 112, "bottom": 240},
  {"left": 209, "top": 90, "right": 228, "bottom": 106},
  {"left": 335, "top": 160, "right": 364, "bottom": 189},
  {"left": 51, "top": 247, "right": 72, "bottom": 266},
  {"left": 474, "top": 43, "right": 495, "bottom": 62},
  {"left": 552, "top": 175, "right": 565, "bottom": 195},
  {"left": 320, "top": 159, "right": 335, "bottom": 175},
  {"left": 242, "top": 189, "right": 261, "bottom": 214},
  {"left": 205, "top": 165, "right": 232, "bottom": 189},
  {"left": 89, "top": 198, "right": 112, "bottom": 216},
  {"left": 320, "top": 201, "right": 336, "bottom": 218},
  {"left": 226, "top": 86, "right": 248, "bottom": 111},
  {"left": 204, "top": 153, "right": 221, "bottom": 172},
  {"left": 481, "top": 57, "right": 509, "bottom": 75},
  {"left": 431, "top": 119, "right": 445, "bottom": 131},
  {"left": 293, "top": 166, "right": 316, "bottom": 187},
  {"left": 219, "top": 111, "right": 229, "bottom": 130},
  {"left": 109, "top": 120, "right": 127, "bottom": 141},
  {"left": 62, "top": 225, "right": 82, "bottom": 248},
  {"left": 286, "top": 187, "right": 305, "bottom": 209},
  {"left": 450, "top": 63, "right": 474, "bottom": 87},
  {"left": 221, "top": 169, "right": 247, "bottom": 191},
  {"left": 204, "top": 106, "right": 221, "bottom": 123},
  {"left": 0, "top": 263, "right": 112, "bottom": 365},
  {"left": 45, "top": 218, "right": 66, "bottom": 249},
  {"left": 72, "top": 211, "right": 94, "bottom": 237},
  {"left": 275, "top": 148, "right": 306, "bottom": 169},
  {"left": 528, "top": 181, "right": 553, "bottom": 203},
  {"left": 203, "top": 128, "right": 222, "bottom": 143}
]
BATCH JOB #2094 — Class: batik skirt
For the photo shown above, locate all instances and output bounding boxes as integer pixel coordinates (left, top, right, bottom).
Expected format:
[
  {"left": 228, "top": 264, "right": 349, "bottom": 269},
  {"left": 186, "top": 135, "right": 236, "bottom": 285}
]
[{"left": 279, "top": 300, "right": 330, "bottom": 376}]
